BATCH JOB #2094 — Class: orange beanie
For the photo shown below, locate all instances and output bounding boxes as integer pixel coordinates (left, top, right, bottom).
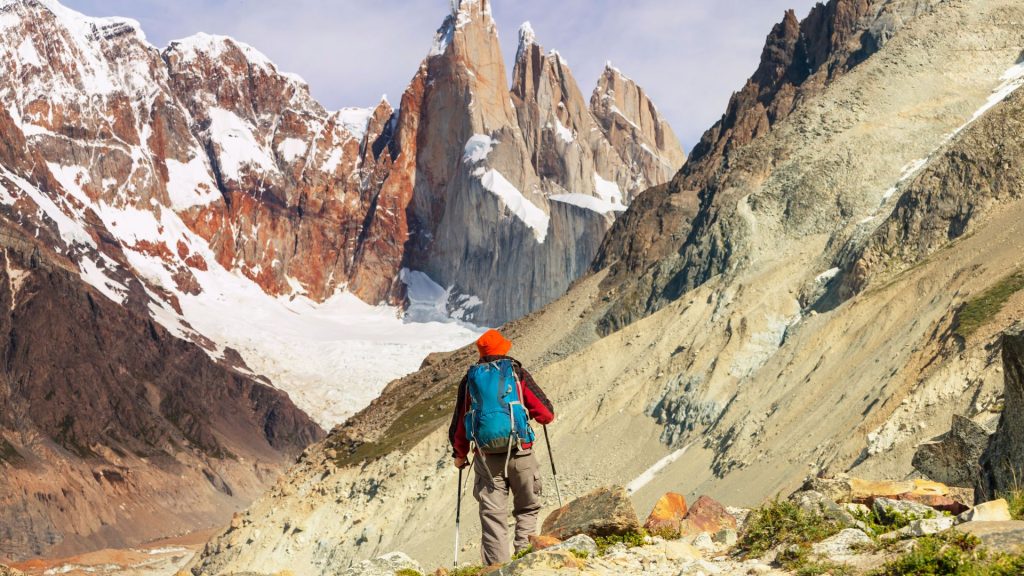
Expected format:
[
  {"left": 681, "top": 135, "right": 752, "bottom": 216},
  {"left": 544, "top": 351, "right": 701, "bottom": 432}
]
[{"left": 476, "top": 329, "right": 512, "bottom": 357}]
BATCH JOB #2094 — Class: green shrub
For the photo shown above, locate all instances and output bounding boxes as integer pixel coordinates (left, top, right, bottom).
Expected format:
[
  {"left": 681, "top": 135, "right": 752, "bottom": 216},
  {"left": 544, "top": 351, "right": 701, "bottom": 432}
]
[
  {"left": 955, "top": 270, "right": 1024, "bottom": 338},
  {"left": 737, "top": 498, "right": 843, "bottom": 558},
  {"left": 394, "top": 569, "right": 423, "bottom": 576},
  {"left": 511, "top": 545, "right": 533, "bottom": 561},
  {"left": 569, "top": 548, "right": 590, "bottom": 560},
  {"left": 594, "top": 530, "right": 648, "bottom": 555},
  {"left": 869, "top": 532, "right": 1024, "bottom": 576}
]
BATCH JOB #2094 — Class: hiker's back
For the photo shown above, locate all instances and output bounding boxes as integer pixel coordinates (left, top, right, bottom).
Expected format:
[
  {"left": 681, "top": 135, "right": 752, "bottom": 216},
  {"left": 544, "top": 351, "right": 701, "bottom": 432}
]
[{"left": 464, "top": 358, "right": 535, "bottom": 453}]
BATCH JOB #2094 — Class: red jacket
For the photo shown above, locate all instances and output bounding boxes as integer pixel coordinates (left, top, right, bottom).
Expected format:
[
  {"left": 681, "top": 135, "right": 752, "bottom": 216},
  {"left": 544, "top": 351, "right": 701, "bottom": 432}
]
[{"left": 448, "top": 355, "right": 554, "bottom": 459}]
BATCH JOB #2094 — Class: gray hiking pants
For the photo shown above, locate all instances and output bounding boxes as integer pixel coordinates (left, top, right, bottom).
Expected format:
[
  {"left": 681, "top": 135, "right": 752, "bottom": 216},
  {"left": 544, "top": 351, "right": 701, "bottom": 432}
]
[{"left": 473, "top": 449, "right": 543, "bottom": 565}]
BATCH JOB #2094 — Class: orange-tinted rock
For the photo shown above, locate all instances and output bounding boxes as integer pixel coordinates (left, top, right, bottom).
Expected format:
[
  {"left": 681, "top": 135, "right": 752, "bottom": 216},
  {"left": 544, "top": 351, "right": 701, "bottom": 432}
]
[
  {"left": 644, "top": 492, "right": 689, "bottom": 534},
  {"left": 541, "top": 486, "right": 641, "bottom": 539},
  {"left": 680, "top": 495, "right": 737, "bottom": 536},
  {"left": 528, "top": 534, "right": 562, "bottom": 551}
]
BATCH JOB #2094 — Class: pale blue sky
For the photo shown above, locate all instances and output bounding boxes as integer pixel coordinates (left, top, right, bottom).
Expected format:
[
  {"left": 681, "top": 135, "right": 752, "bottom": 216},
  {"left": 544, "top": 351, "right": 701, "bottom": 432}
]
[{"left": 62, "top": 0, "right": 821, "bottom": 148}]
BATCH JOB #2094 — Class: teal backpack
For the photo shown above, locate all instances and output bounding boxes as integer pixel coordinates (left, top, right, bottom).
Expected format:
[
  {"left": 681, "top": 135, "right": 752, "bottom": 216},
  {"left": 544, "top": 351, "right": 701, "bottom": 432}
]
[{"left": 464, "top": 359, "right": 536, "bottom": 454}]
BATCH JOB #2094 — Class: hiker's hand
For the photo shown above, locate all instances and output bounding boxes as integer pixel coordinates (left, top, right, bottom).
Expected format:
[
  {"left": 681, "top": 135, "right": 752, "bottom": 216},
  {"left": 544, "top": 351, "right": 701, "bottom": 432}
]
[{"left": 454, "top": 456, "right": 468, "bottom": 469}]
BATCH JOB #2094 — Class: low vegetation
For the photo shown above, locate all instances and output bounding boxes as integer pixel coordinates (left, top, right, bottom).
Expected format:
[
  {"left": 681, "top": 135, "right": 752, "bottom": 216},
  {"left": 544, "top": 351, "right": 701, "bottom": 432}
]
[
  {"left": 870, "top": 532, "right": 1024, "bottom": 576},
  {"left": 850, "top": 504, "right": 940, "bottom": 539},
  {"left": 1001, "top": 489, "right": 1024, "bottom": 521},
  {"left": 736, "top": 498, "right": 851, "bottom": 575},
  {"left": 737, "top": 499, "right": 843, "bottom": 558},
  {"left": 955, "top": 270, "right": 1024, "bottom": 338},
  {"left": 594, "top": 530, "right": 648, "bottom": 555}
]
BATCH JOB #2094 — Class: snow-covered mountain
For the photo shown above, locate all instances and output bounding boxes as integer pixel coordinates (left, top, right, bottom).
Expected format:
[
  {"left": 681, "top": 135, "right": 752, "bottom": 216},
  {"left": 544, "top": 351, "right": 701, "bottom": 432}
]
[{"left": 0, "top": 0, "right": 683, "bottom": 429}]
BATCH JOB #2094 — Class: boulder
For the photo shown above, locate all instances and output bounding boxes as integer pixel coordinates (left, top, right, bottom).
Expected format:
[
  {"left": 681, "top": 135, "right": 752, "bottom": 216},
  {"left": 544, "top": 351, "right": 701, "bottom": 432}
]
[
  {"left": 527, "top": 534, "right": 561, "bottom": 551},
  {"left": 790, "top": 490, "right": 857, "bottom": 527},
  {"left": 956, "top": 521, "right": 1024, "bottom": 554},
  {"left": 679, "top": 495, "right": 737, "bottom": 536},
  {"left": 907, "top": 516, "right": 955, "bottom": 537},
  {"left": 540, "top": 486, "right": 641, "bottom": 539},
  {"left": 339, "top": 552, "right": 421, "bottom": 576},
  {"left": 811, "top": 528, "right": 873, "bottom": 557},
  {"left": 913, "top": 415, "right": 994, "bottom": 487},
  {"left": 544, "top": 534, "right": 598, "bottom": 558},
  {"left": 494, "top": 550, "right": 581, "bottom": 575},
  {"left": 643, "top": 492, "right": 689, "bottom": 534},
  {"left": 873, "top": 497, "right": 937, "bottom": 524},
  {"left": 979, "top": 327, "right": 1024, "bottom": 499},
  {"left": 805, "top": 475, "right": 969, "bottom": 513},
  {"left": 957, "top": 499, "right": 1013, "bottom": 523}
]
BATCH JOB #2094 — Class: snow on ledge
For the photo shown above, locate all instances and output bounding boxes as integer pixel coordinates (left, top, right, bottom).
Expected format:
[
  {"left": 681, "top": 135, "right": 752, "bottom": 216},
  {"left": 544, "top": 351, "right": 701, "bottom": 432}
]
[
  {"left": 473, "top": 168, "right": 549, "bottom": 243},
  {"left": 550, "top": 193, "right": 625, "bottom": 215}
]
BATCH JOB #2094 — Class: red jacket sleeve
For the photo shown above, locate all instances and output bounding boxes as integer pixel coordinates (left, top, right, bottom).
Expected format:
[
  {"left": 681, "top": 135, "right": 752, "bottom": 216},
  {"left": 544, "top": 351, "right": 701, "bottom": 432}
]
[
  {"left": 449, "top": 374, "right": 470, "bottom": 459},
  {"left": 517, "top": 363, "right": 554, "bottom": 425}
]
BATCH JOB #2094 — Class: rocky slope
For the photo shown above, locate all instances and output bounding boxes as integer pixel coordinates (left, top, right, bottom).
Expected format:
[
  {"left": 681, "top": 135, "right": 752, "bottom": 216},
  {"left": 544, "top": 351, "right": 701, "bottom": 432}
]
[
  {"left": 0, "top": 218, "right": 322, "bottom": 562},
  {"left": 186, "top": 0, "right": 1024, "bottom": 573}
]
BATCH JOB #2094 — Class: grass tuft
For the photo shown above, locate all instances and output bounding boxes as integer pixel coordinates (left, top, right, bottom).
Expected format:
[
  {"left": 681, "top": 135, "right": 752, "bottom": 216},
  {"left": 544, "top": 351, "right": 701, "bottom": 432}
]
[
  {"left": 737, "top": 498, "right": 843, "bottom": 558},
  {"left": 511, "top": 545, "right": 533, "bottom": 561},
  {"left": 594, "top": 530, "right": 648, "bottom": 555},
  {"left": 955, "top": 270, "right": 1024, "bottom": 338}
]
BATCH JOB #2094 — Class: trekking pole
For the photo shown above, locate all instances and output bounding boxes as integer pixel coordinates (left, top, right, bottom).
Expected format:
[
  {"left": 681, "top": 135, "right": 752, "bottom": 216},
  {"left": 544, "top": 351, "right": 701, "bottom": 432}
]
[
  {"left": 542, "top": 425, "right": 563, "bottom": 507},
  {"left": 454, "top": 467, "right": 463, "bottom": 567}
]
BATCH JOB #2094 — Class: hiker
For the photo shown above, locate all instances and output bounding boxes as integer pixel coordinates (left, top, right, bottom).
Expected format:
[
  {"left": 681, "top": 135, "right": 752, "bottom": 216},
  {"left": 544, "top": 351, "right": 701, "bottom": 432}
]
[{"left": 449, "top": 329, "right": 555, "bottom": 566}]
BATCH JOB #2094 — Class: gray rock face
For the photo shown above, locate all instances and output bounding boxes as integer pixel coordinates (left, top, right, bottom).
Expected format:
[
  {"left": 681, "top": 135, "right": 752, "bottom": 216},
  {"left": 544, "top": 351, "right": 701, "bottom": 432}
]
[
  {"left": 790, "top": 490, "right": 857, "bottom": 528},
  {"left": 338, "top": 552, "right": 421, "bottom": 576},
  {"left": 404, "top": 3, "right": 685, "bottom": 325},
  {"left": 811, "top": 528, "right": 873, "bottom": 557},
  {"left": 872, "top": 497, "right": 937, "bottom": 524},
  {"left": 545, "top": 534, "right": 599, "bottom": 557},
  {"left": 913, "top": 415, "right": 994, "bottom": 487},
  {"left": 980, "top": 327, "right": 1024, "bottom": 499},
  {"left": 956, "top": 521, "right": 1024, "bottom": 554}
]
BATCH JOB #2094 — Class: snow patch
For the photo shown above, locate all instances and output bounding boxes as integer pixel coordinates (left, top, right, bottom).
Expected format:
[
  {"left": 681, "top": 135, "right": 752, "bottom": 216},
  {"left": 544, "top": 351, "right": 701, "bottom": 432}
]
[
  {"left": 463, "top": 134, "right": 496, "bottom": 164},
  {"left": 277, "top": 138, "right": 308, "bottom": 162},
  {"left": 78, "top": 256, "right": 128, "bottom": 304},
  {"left": 550, "top": 193, "right": 625, "bottom": 215},
  {"left": 206, "top": 108, "right": 275, "bottom": 180},
  {"left": 337, "top": 107, "right": 374, "bottom": 140},
  {"left": 165, "top": 156, "right": 220, "bottom": 211},
  {"left": 16, "top": 38, "right": 42, "bottom": 67},
  {"left": 321, "top": 148, "right": 344, "bottom": 173},
  {"left": 473, "top": 168, "right": 549, "bottom": 243},
  {"left": 593, "top": 173, "right": 624, "bottom": 205},
  {"left": 552, "top": 118, "right": 574, "bottom": 143},
  {"left": 170, "top": 32, "right": 271, "bottom": 69},
  {"left": 816, "top": 267, "right": 840, "bottom": 284},
  {"left": 626, "top": 444, "right": 691, "bottom": 494}
]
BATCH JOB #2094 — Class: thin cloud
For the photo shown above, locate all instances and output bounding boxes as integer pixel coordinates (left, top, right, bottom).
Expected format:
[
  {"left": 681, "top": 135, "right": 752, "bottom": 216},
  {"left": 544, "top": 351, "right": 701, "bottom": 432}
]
[{"left": 62, "top": 0, "right": 820, "bottom": 147}]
